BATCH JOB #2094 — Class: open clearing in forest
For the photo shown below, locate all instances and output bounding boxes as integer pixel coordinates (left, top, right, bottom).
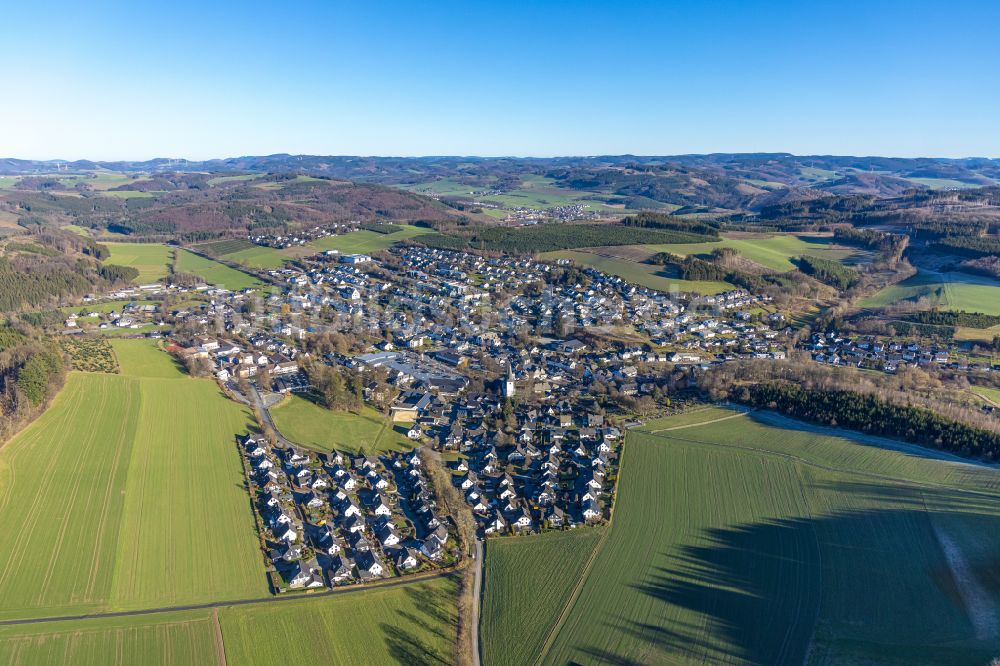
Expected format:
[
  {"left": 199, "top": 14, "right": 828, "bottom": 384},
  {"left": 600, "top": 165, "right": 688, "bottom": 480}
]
[{"left": 483, "top": 408, "right": 1000, "bottom": 665}]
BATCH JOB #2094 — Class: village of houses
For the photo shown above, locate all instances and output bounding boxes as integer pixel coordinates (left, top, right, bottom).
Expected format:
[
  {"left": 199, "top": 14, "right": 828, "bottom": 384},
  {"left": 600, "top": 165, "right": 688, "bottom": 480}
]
[{"left": 59, "top": 239, "right": 997, "bottom": 590}]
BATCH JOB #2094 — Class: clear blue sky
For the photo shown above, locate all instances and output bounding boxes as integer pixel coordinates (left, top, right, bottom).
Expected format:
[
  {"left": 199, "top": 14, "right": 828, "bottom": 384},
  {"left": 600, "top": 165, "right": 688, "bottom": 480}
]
[{"left": 3, "top": 0, "right": 998, "bottom": 160}]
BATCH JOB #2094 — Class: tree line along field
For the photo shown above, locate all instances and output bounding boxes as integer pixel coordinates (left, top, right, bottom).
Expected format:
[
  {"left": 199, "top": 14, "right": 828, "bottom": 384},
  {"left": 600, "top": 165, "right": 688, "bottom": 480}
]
[
  {"left": 0, "top": 339, "right": 266, "bottom": 622},
  {"left": 482, "top": 408, "right": 1000, "bottom": 665},
  {"left": 268, "top": 394, "right": 413, "bottom": 454}
]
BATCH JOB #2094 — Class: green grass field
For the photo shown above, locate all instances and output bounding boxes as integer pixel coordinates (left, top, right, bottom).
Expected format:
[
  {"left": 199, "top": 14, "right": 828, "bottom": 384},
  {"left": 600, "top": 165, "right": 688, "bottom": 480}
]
[
  {"left": 0, "top": 610, "right": 220, "bottom": 666},
  {"left": 206, "top": 174, "right": 263, "bottom": 186},
  {"left": 103, "top": 243, "right": 173, "bottom": 283},
  {"left": 647, "top": 233, "right": 856, "bottom": 272},
  {"left": 294, "top": 223, "right": 427, "bottom": 256},
  {"left": 0, "top": 340, "right": 265, "bottom": 621},
  {"left": 220, "top": 576, "right": 458, "bottom": 665},
  {"left": 0, "top": 610, "right": 219, "bottom": 665},
  {"left": 174, "top": 249, "right": 264, "bottom": 291},
  {"left": 972, "top": 385, "right": 1000, "bottom": 407},
  {"left": 482, "top": 529, "right": 604, "bottom": 666},
  {"left": 97, "top": 190, "right": 160, "bottom": 199},
  {"left": 861, "top": 270, "right": 1000, "bottom": 316},
  {"left": 191, "top": 239, "right": 288, "bottom": 269},
  {"left": 219, "top": 245, "right": 287, "bottom": 269},
  {"left": 485, "top": 409, "right": 1000, "bottom": 665},
  {"left": 905, "top": 177, "right": 983, "bottom": 190},
  {"left": 541, "top": 250, "right": 733, "bottom": 295},
  {"left": 0, "top": 575, "right": 457, "bottom": 665},
  {"left": 269, "top": 395, "right": 412, "bottom": 453}
]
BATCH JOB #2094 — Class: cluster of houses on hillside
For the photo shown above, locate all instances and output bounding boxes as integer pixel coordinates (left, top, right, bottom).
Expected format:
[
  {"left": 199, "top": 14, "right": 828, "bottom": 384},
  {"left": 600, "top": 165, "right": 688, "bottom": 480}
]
[
  {"left": 249, "top": 224, "right": 355, "bottom": 249},
  {"left": 803, "top": 332, "right": 994, "bottom": 374},
  {"left": 174, "top": 335, "right": 302, "bottom": 383},
  {"left": 240, "top": 435, "right": 456, "bottom": 590},
  {"left": 64, "top": 301, "right": 160, "bottom": 331}
]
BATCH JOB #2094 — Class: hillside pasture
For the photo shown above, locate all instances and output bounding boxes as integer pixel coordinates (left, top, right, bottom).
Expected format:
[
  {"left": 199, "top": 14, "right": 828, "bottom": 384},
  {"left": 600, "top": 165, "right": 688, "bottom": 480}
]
[
  {"left": 218, "top": 245, "right": 287, "bottom": 269},
  {"left": 174, "top": 249, "right": 264, "bottom": 291},
  {"left": 511, "top": 409, "right": 1000, "bottom": 665},
  {"left": 288, "top": 223, "right": 426, "bottom": 257},
  {"left": 102, "top": 243, "right": 173, "bottom": 283},
  {"left": 861, "top": 270, "right": 1000, "bottom": 316},
  {"left": 540, "top": 249, "right": 732, "bottom": 295},
  {"left": 972, "top": 385, "right": 1000, "bottom": 407},
  {"left": 0, "top": 374, "right": 140, "bottom": 620},
  {"left": 646, "top": 232, "right": 857, "bottom": 272},
  {"left": 269, "top": 394, "right": 412, "bottom": 454}
]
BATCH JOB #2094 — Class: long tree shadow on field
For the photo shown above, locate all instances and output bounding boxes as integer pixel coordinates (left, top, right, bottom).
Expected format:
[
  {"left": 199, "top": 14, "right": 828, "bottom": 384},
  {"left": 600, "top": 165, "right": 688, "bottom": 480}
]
[
  {"left": 579, "top": 482, "right": 1000, "bottom": 665},
  {"left": 381, "top": 579, "right": 460, "bottom": 666}
]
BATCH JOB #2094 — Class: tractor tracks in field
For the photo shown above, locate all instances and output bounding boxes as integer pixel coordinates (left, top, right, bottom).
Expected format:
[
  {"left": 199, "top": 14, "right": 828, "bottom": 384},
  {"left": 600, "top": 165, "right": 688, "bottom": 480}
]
[
  {"left": 0, "top": 569, "right": 455, "bottom": 628},
  {"left": 531, "top": 435, "right": 631, "bottom": 666}
]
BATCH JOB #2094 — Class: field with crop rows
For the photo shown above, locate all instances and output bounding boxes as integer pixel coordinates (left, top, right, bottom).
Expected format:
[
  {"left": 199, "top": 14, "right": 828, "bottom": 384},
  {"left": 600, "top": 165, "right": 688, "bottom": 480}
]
[
  {"left": 103, "top": 243, "right": 173, "bottom": 282},
  {"left": 220, "top": 577, "right": 458, "bottom": 665},
  {"left": 645, "top": 232, "right": 857, "bottom": 272},
  {"left": 0, "top": 610, "right": 220, "bottom": 666},
  {"left": 0, "top": 340, "right": 264, "bottom": 621},
  {"left": 486, "top": 408, "right": 1000, "bottom": 665},
  {"left": 174, "top": 249, "right": 264, "bottom": 291},
  {"left": 293, "top": 223, "right": 426, "bottom": 256},
  {"left": 540, "top": 250, "right": 733, "bottom": 295},
  {"left": 481, "top": 529, "right": 604, "bottom": 666}
]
